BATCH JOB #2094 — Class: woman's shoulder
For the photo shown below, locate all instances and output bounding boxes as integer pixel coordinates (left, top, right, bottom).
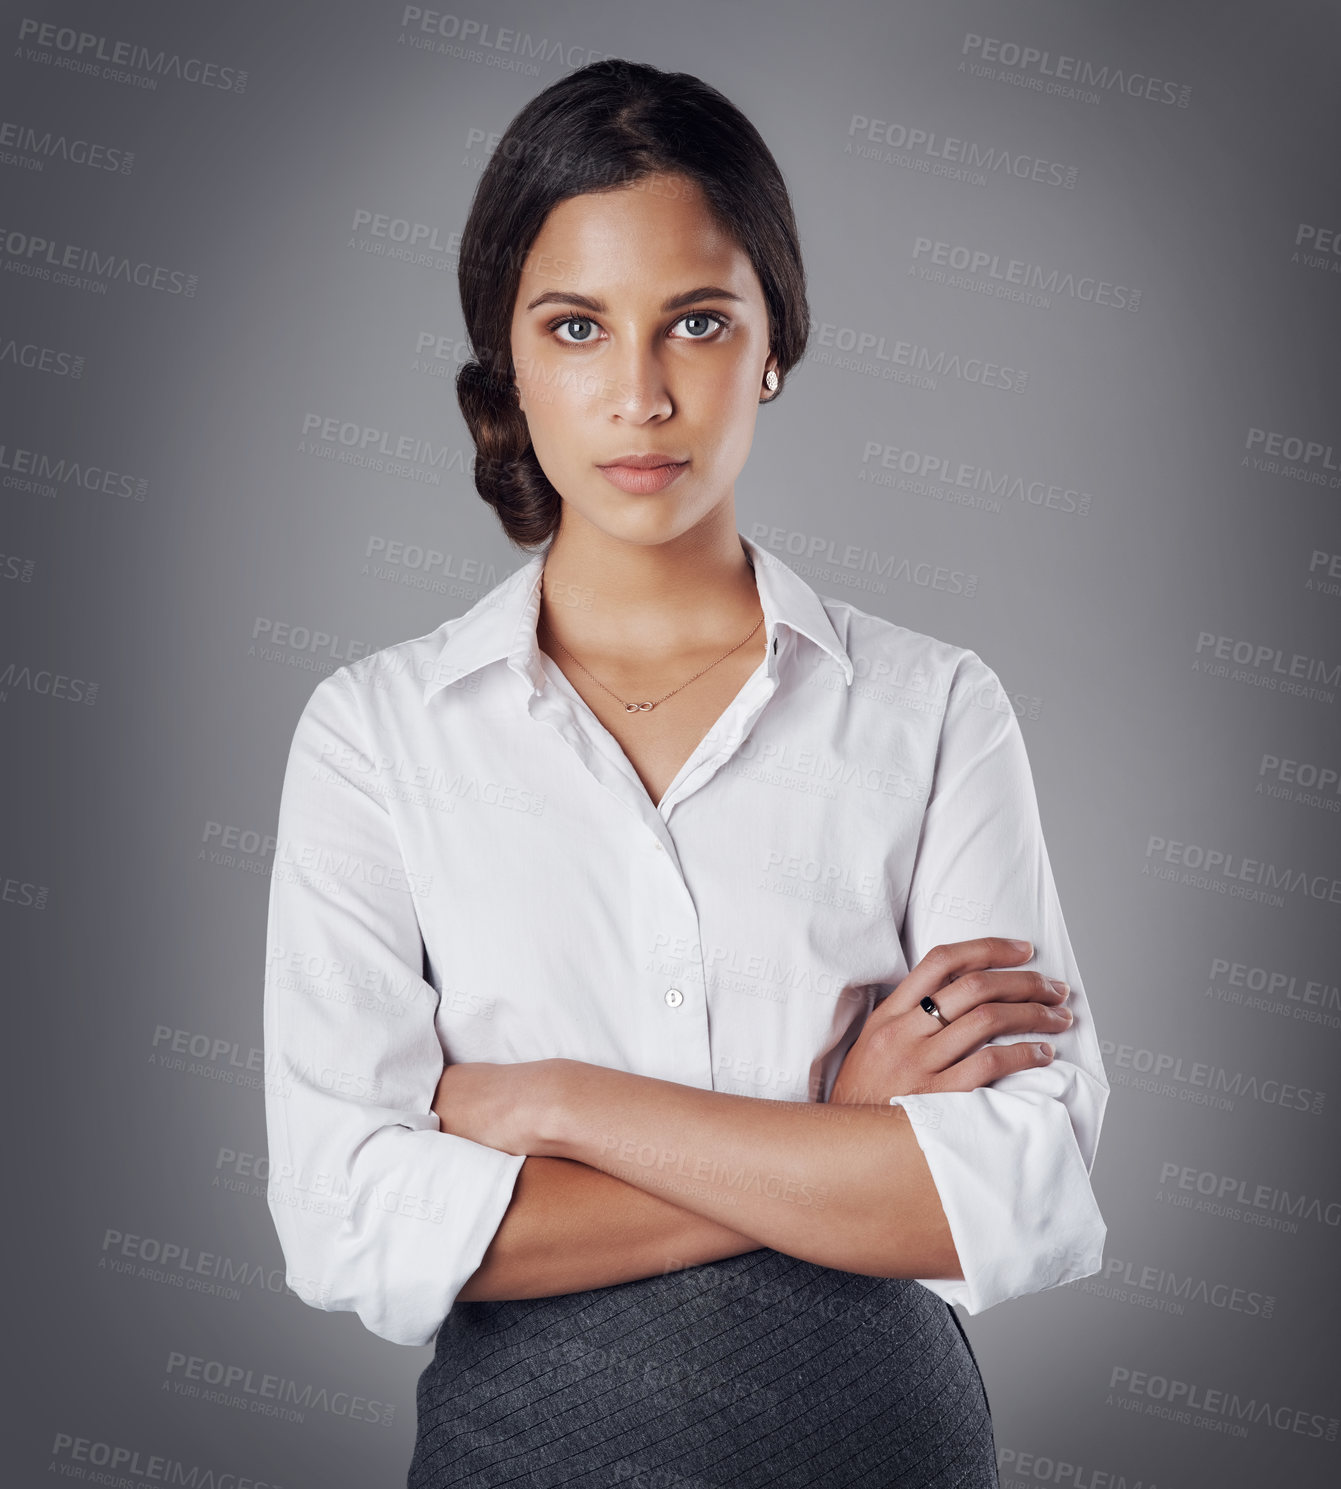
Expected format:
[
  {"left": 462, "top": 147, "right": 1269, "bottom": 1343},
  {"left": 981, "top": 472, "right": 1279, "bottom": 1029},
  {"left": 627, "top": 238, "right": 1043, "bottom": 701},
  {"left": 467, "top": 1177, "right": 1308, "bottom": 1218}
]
[
  {"left": 814, "top": 589, "right": 1044, "bottom": 760},
  {"left": 345, "top": 618, "right": 467, "bottom": 697},
  {"left": 277, "top": 621, "right": 456, "bottom": 756},
  {"left": 814, "top": 588, "right": 1000, "bottom": 700},
  {"left": 299, "top": 559, "right": 531, "bottom": 725},
  {"left": 288, "top": 601, "right": 504, "bottom": 749}
]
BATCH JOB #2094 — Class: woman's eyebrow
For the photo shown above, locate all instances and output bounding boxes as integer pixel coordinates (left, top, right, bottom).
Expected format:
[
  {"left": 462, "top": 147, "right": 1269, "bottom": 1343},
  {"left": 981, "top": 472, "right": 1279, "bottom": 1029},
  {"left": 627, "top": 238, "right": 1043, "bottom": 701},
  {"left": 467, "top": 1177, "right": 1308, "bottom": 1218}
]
[{"left": 524, "top": 284, "right": 744, "bottom": 313}]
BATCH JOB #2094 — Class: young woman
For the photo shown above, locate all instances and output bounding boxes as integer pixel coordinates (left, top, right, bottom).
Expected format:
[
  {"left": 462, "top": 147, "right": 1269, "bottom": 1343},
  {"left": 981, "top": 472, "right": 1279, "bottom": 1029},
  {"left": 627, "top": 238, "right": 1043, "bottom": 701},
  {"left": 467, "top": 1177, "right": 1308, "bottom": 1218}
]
[{"left": 263, "top": 59, "right": 1108, "bottom": 1488}]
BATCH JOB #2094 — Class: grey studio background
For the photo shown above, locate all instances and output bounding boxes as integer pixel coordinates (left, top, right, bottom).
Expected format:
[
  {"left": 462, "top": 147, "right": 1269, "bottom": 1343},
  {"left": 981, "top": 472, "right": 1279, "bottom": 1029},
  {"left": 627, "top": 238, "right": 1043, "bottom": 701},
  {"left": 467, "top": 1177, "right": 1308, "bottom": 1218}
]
[{"left": 3, "top": 0, "right": 1339, "bottom": 1485}]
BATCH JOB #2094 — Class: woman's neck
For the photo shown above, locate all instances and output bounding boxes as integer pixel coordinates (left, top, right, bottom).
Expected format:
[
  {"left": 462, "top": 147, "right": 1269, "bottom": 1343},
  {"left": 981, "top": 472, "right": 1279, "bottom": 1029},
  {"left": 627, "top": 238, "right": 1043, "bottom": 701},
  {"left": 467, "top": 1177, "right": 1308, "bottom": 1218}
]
[{"left": 537, "top": 525, "right": 762, "bottom": 670}]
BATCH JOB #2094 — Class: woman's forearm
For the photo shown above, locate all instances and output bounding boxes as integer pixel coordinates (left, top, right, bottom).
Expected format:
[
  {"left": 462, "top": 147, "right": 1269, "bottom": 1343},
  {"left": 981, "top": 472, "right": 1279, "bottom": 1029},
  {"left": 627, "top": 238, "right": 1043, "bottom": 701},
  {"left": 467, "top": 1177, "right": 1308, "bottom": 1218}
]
[
  {"left": 531, "top": 1064, "right": 964, "bottom": 1281},
  {"left": 457, "top": 1154, "right": 763, "bottom": 1302}
]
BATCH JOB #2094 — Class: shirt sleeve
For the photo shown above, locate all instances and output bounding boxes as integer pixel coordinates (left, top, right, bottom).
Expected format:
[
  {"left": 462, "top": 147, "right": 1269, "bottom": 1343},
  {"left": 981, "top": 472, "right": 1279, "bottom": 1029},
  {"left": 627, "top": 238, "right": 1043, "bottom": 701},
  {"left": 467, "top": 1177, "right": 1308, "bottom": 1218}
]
[
  {"left": 887, "top": 649, "right": 1109, "bottom": 1313},
  {"left": 262, "top": 667, "right": 526, "bottom": 1347}
]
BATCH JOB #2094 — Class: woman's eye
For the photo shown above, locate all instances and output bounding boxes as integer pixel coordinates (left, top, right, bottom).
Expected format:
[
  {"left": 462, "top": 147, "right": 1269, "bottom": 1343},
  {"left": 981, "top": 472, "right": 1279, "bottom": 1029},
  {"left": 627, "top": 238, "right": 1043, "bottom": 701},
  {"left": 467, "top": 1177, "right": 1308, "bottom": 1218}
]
[
  {"left": 673, "top": 312, "right": 726, "bottom": 339},
  {"left": 553, "top": 316, "right": 598, "bottom": 344}
]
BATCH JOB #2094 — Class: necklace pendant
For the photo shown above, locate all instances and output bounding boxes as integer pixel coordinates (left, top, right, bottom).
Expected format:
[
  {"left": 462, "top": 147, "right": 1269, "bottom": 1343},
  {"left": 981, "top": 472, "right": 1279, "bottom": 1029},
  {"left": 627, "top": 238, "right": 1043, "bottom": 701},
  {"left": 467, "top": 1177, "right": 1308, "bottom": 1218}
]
[{"left": 625, "top": 700, "right": 654, "bottom": 712}]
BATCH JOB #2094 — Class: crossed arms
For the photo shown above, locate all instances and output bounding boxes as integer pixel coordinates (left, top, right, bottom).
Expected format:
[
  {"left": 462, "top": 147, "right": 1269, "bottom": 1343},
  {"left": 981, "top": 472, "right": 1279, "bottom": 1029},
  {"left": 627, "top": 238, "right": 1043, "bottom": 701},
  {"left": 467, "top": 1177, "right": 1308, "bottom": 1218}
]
[{"left": 448, "top": 937, "right": 1075, "bottom": 1300}]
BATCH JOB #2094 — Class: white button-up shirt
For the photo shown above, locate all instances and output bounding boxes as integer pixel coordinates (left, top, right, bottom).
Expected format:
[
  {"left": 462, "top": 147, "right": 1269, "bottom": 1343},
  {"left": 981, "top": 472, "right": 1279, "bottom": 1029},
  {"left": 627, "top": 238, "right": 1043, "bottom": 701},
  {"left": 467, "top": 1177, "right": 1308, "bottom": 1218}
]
[{"left": 263, "top": 531, "right": 1108, "bottom": 1347}]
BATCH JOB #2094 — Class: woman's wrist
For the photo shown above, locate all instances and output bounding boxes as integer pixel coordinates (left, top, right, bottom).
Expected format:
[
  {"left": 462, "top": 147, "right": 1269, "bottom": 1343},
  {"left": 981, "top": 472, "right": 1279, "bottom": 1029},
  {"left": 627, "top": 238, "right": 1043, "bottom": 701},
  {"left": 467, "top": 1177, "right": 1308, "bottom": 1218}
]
[
  {"left": 433, "top": 1057, "right": 579, "bottom": 1157},
  {"left": 528, "top": 1057, "right": 584, "bottom": 1158}
]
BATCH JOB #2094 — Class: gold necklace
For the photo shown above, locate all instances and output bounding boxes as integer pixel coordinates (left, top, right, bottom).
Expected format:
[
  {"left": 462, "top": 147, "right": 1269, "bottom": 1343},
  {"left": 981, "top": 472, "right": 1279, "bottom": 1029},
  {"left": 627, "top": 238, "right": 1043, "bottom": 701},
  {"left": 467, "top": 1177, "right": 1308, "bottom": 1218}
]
[{"left": 538, "top": 596, "right": 765, "bottom": 713}]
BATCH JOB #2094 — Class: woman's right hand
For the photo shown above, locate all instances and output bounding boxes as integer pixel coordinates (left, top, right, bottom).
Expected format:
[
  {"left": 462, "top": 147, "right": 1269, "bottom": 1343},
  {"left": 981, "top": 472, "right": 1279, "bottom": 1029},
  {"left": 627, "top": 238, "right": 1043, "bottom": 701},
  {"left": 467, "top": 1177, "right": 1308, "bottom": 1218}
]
[{"left": 828, "top": 937, "right": 1073, "bottom": 1106}]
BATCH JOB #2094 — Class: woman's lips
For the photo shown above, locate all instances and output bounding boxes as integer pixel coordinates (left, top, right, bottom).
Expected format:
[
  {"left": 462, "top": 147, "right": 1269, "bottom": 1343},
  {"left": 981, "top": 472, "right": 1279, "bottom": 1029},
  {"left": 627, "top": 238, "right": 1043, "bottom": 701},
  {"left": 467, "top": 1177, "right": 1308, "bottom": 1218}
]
[{"left": 597, "top": 460, "right": 689, "bottom": 494}]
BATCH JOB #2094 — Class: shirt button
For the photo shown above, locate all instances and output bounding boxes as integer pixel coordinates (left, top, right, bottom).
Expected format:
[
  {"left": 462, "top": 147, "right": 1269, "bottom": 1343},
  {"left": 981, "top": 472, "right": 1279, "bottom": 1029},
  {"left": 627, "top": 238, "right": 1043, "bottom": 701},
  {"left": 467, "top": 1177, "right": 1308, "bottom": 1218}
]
[{"left": 664, "top": 988, "right": 684, "bottom": 1008}]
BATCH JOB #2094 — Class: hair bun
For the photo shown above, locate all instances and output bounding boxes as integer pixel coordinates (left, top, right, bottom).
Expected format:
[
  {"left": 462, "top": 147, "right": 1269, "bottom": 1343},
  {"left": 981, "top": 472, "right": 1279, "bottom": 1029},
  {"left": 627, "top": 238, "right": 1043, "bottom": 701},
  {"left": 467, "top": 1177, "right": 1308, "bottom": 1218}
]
[{"left": 456, "top": 360, "right": 560, "bottom": 551}]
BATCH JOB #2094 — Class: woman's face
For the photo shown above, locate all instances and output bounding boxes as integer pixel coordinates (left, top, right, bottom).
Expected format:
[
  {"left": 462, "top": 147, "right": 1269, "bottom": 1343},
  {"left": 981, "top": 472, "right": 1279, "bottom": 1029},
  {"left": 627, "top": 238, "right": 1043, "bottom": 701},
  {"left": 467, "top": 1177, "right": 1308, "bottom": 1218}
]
[{"left": 509, "top": 171, "right": 778, "bottom": 547}]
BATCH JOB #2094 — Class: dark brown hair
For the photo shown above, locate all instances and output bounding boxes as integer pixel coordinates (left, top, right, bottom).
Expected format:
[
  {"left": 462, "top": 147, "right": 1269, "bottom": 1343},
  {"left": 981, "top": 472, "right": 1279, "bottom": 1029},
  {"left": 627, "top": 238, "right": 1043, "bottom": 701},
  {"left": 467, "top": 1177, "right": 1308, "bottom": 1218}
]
[{"left": 455, "top": 58, "right": 810, "bottom": 551}]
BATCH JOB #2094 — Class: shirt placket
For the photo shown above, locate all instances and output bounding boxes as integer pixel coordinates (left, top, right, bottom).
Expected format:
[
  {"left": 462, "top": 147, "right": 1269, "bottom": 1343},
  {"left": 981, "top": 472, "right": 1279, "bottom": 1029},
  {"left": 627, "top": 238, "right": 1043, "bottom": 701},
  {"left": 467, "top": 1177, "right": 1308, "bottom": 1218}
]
[{"left": 522, "top": 638, "right": 784, "bottom": 1090}]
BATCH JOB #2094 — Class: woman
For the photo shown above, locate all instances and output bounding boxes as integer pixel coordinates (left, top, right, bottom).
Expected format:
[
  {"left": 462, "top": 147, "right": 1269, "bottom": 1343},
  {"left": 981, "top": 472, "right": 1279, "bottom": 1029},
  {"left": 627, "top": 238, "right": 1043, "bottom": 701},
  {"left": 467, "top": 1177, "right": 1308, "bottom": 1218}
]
[{"left": 263, "top": 59, "right": 1108, "bottom": 1488}]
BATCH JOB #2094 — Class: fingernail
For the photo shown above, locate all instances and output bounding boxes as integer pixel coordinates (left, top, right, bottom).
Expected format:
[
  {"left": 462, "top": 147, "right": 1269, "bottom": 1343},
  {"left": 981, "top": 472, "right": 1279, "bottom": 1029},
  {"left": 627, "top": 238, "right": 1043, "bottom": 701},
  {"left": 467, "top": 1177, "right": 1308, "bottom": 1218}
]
[
  {"left": 1009, "top": 939, "right": 1033, "bottom": 954},
  {"left": 1036, "top": 1043, "right": 1054, "bottom": 1061},
  {"left": 1053, "top": 1008, "right": 1074, "bottom": 1024},
  {"left": 1048, "top": 979, "right": 1070, "bottom": 998}
]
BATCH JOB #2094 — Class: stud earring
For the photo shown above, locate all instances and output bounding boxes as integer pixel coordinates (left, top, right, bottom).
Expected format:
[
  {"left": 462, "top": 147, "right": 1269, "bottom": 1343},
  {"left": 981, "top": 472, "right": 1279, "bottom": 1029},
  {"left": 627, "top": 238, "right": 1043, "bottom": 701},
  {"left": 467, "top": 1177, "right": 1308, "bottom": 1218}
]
[{"left": 763, "top": 369, "right": 779, "bottom": 392}]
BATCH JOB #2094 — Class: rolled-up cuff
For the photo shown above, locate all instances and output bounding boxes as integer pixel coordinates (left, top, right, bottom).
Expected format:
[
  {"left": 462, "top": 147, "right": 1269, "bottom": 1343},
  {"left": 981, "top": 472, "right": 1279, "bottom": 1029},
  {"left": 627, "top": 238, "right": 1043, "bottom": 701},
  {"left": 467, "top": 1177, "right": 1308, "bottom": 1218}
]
[
  {"left": 270, "top": 1130, "right": 526, "bottom": 1347},
  {"left": 887, "top": 1086, "right": 1107, "bottom": 1314}
]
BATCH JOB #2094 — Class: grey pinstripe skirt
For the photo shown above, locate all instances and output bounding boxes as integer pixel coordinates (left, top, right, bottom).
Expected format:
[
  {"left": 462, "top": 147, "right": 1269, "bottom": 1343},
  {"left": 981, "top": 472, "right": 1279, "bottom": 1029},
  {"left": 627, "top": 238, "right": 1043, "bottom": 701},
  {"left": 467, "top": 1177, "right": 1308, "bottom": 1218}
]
[{"left": 407, "top": 1248, "right": 998, "bottom": 1488}]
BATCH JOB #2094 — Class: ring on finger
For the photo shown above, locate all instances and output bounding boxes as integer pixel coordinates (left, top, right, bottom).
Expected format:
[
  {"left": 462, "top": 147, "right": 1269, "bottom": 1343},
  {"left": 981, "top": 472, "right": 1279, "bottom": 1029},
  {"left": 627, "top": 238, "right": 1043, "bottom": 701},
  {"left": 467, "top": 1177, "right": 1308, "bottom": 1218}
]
[{"left": 920, "top": 994, "right": 952, "bottom": 1028}]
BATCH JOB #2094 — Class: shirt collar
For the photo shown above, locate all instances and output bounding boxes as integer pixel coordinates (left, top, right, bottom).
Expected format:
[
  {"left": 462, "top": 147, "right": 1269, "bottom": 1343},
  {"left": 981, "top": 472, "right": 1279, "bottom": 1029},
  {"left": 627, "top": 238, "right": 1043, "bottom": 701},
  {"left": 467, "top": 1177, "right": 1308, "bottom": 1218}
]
[{"left": 420, "top": 530, "right": 854, "bottom": 705}]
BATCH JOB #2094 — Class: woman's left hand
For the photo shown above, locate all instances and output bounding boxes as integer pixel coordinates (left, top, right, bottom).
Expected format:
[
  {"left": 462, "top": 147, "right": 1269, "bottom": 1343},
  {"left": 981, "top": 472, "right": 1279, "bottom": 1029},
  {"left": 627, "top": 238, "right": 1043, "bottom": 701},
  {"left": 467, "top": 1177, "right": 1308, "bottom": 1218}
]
[{"left": 431, "top": 1057, "right": 568, "bottom": 1154}]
